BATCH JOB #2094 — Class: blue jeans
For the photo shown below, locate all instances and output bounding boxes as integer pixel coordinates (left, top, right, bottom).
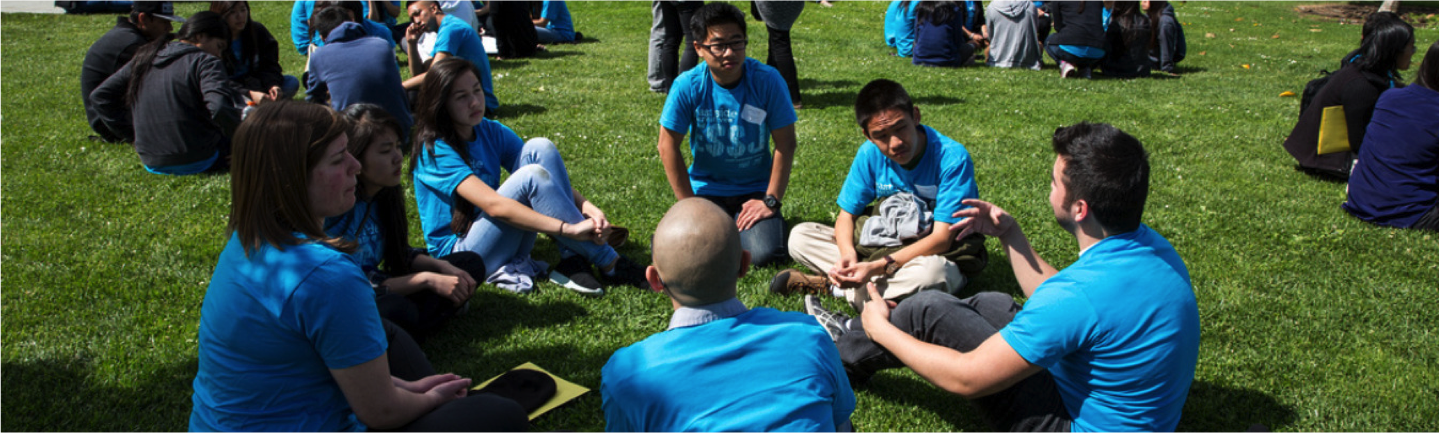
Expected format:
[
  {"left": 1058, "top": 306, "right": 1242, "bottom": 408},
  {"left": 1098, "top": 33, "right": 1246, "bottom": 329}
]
[
  {"left": 534, "top": 26, "right": 571, "bottom": 44},
  {"left": 698, "top": 193, "right": 788, "bottom": 267},
  {"left": 454, "top": 138, "right": 619, "bottom": 272}
]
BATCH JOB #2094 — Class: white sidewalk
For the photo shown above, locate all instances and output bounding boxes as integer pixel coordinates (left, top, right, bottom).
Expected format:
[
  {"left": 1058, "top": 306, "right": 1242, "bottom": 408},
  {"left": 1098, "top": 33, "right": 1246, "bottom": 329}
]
[{"left": 1, "top": 1, "right": 66, "bottom": 14}]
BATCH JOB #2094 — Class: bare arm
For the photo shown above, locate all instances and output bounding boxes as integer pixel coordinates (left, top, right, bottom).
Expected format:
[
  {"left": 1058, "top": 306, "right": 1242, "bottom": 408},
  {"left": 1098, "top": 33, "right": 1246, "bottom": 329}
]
[
  {"left": 404, "top": 50, "right": 449, "bottom": 90},
  {"left": 859, "top": 284, "right": 1043, "bottom": 397},
  {"left": 657, "top": 127, "right": 695, "bottom": 201},
  {"left": 950, "top": 199, "right": 1056, "bottom": 297},
  {"left": 832, "top": 221, "right": 955, "bottom": 288},
  {"left": 330, "top": 355, "right": 471, "bottom": 429}
]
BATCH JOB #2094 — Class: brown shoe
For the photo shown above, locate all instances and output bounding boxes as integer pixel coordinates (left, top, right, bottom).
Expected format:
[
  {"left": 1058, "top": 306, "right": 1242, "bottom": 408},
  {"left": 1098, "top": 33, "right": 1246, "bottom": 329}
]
[
  {"left": 769, "top": 269, "right": 831, "bottom": 296},
  {"left": 606, "top": 226, "right": 629, "bottom": 248}
]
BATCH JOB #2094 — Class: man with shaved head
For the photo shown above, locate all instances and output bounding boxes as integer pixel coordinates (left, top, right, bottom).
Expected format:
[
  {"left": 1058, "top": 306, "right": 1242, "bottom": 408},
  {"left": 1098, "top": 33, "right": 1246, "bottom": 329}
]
[{"left": 600, "top": 198, "right": 855, "bottom": 432}]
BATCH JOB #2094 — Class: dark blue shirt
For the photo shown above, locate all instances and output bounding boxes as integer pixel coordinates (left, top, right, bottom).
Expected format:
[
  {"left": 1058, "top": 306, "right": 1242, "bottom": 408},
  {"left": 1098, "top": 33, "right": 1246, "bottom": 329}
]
[{"left": 1344, "top": 84, "right": 1439, "bottom": 228}]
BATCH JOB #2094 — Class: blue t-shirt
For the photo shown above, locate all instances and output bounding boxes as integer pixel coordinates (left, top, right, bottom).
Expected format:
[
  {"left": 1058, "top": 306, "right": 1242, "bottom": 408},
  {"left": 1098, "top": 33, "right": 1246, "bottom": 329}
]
[
  {"left": 325, "top": 198, "right": 385, "bottom": 271},
  {"left": 412, "top": 119, "right": 526, "bottom": 257},
  {"left": 1344, "top": 84, "right": 1439, "bottom": 228},
  {"left": 433, "top": 14, "right": 499, "bottom": 111},
  {"left": 886, "top": 0, "right": 921, "bottom": 56},
  {"left": 837, "top": 125, "right": 978, "bottom": 224},
  {"left": 601, "top": 307, "right": 856, "bottom": 432},
  {"left": 190, "top": 233, "right": 388, "bottom": 432},
  {"left": 998, "top": 225, "right": 1200, "bottom": 432},
  {"left": 659, "top": 59, "right": 797, "bottom": 197},
  {"left": 539, "top": 1, "right": 575, "bottom": 41}
]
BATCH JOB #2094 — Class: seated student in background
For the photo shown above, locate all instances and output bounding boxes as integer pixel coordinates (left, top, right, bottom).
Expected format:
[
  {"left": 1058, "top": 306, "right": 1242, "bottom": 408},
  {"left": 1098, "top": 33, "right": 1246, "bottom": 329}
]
[
  {"left": 91, "top": 11, "right": 240, "bottom": 175},
  {"left": 808, "top": 122, "right": 1200, "bottom": 432},
  {"left": 960, "top": 1, "right": 988, "bottom": 48},
  {"left": 1345, "top": 40, "right": 1439, "bottom": 232},
  {"left": 533, "top": 0, "right": 578, "bottom": 44},
  {"left": 190, "top": 101, "right": 529, "bottom": 432},
  {"left": 210, "top": 1, "right": 299, "bottom": 106},
  {"left": 326, "top": 104, "right": 480, "bottom": 342},
  {"left": 657, "top": 2, "right": 798, "bottom": 268},
  {"left": 480, "top": 0, "right": 540, "bottom": 59},
  {"left": 410, "top": 58, "right": 647, "bottom": 295},
  {"left": 601, "top": 198, "right": 856, "bottom": 432},
  {"left": 1099, "top": 1, "right": 1152, "bottom": 78},
  {"left": 291, "top": 0, "right": 397, "bottom": 56},
  {"left": 80, "top": 1, "right": 179, "bottom": 143},
  {"left": 1045, "top": 0, "right": 1106, "bottom": 79},
  {"left": 912, "top": 1, "right": 980, "bottom": 67},
  {"left": 886, "top": 0, "right": 921, "bottom": 57},
  {"left": 1143, "top": 0, "right": 1184, "bottom": 75},
  {"left": 404, "top": 0, "right": 499, "bottom": 114},
  {"left": 983, "top": 0, "right": 1041, "bottom": 70},
  {"left": 1283, "top": 17, "right": 1414, "bottom": 178},
  {"left": 773, "top": 79, "right": 986, "bottom": 312},
  {"left": 309, "top": 6, "right": 415, "bottom": 138}
]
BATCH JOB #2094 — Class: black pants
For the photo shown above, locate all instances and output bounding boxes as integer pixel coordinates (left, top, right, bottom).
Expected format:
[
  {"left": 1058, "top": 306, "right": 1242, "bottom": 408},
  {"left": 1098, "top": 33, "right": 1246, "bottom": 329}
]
[
  {"left": 378, "top": 252, "right": 486, "bottom": 343},
  {"left": 381, "top": 319, "right": 530, "bottom": 432},
  {"left": 657, "top": 0, "right": 702, "bottom": 92},
  {"left": 764, "top": 25, "right": 801, "bottom": 105},
  {"left": 838, "top": 291, "right": 1072, "bottom": 432},
  {"left": 1413, "top": 203, "right": 1439, "bottom": 231}
]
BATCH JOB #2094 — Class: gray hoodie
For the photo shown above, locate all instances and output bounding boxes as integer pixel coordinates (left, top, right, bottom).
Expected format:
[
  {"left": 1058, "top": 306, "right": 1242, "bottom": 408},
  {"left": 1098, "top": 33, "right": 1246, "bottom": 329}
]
[
  {"left": 92, "top": 41, "right": 240, "bottom": 169},
  {"left": 985, "top": 0, "right": 1042, "bottom": 70}
]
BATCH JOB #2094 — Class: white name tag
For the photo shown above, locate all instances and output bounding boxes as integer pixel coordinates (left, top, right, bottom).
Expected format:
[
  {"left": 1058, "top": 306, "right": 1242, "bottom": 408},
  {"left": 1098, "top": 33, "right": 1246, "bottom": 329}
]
[{"left": 741, "top": 104, "right": 767, "bottom": 125}]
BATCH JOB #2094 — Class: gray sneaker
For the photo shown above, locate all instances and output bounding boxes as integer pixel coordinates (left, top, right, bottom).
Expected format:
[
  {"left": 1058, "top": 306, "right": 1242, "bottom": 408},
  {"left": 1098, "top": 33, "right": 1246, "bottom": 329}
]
[{"left": 804, "top": 295, "right": 851, "bottom": 342}]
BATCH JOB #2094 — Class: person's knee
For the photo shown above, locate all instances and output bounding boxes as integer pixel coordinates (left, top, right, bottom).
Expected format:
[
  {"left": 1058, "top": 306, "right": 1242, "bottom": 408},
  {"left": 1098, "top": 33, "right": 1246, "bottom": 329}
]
[
  {"left": 970, "top": 291, "right": 1015, "bottom": 308},
  {"left": 893, "top": 290, "right": 955, "bottom": 321},
  {"left": 522, "top": 137, "right": 558, "bottom": 156},
  {"left": 787, "top": 222, "right": 830, "bottom": 253},
  {"left": 511, "top": 164, "right": 553, "bottom": 185},
  {"left": 747, "top": 240, "right": 786, "bottom": 267}
]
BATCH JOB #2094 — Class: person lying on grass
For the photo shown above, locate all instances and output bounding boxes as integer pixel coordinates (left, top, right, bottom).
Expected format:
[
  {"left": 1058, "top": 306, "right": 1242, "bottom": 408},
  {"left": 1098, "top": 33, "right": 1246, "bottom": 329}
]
[
  {"left": 191, "top": 101, "right": 528, "bottom": 432},
  {"left": 806, "top": 122, "right": 1201, "bottom": 432},
  {"left": 409, "top": 58, "right": 647, "bottom": 296}
]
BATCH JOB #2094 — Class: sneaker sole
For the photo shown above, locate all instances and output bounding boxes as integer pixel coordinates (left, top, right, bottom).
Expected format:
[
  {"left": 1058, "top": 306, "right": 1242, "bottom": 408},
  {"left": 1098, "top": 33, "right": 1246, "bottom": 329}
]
[
  {"left": 804, "top": 295, "right": 824, "bottom": 316},
  {"left": 549, "top": 270, "right": 605, "bottom": 296}
]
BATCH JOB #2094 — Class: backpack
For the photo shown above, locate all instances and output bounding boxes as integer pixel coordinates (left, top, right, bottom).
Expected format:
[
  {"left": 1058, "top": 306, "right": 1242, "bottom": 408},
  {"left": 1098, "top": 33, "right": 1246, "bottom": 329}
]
[{"left": 1299, "top": 70, "right": 1333, "bottom": 116}]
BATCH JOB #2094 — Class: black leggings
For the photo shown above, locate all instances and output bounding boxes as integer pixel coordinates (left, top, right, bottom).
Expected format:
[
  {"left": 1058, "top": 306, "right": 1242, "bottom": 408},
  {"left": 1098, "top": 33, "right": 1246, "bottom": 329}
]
[
  {"left": 381, "top": 320, "right": 530, "bottom": 432},
  {"left": 377, "top": 252, "right": 486, "bottom": 343},
  {"left": 765, "top": 25, "right": 801, "bottom": 105}
]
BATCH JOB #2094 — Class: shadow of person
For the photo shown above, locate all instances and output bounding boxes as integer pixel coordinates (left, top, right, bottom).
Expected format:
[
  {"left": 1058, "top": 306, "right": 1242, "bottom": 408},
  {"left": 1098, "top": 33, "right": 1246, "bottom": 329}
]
[
  {"left": 491, "top": 104, "right": 549, "bottom": 119},
  {"left": 1179, "top": 380, "right": 1297, "bottom": 431},
  {"left": 858, "top": 370, "right": 991, "bottom": 431},
  {"left": 3, "top": 357, "right": 199, "bottom": 431}
]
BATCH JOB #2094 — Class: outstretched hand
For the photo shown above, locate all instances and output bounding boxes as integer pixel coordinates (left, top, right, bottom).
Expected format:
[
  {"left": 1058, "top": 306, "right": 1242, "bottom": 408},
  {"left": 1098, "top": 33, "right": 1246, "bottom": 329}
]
[{"left": 948, "top": 199, "right": 1017, "bottom": 241}]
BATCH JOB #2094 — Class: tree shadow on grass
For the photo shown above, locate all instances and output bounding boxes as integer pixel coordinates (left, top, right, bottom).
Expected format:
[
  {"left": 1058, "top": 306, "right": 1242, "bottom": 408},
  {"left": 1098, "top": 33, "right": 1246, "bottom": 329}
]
[
  {"left": 1179, "top": 380, "right": 1296, "bottom": 431},
  {"left": 492, "top": 103, "right": 548, "bottom": 119},
  {"left": 858, "top": 371, "right": 991, "bottom": 431},
  {"left": 431, "top": 290, "right": 589, "bottom": 347},
  {"left": 534, "top": 49, "right": 584, "bottom": 60},
  {"left": 2, "top": 356, "right": 197, "bottom": 431}
]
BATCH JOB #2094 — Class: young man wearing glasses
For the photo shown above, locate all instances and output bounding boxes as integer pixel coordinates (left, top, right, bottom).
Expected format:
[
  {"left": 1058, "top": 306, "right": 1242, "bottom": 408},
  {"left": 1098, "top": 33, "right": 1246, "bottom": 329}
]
[{"left": 656, "top": 2, "right": 797, "bottom": 268}]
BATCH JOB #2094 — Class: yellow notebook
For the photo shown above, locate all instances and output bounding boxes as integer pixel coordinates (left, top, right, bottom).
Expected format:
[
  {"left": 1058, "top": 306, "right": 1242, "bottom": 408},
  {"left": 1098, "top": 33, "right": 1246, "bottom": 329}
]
[{"left": 1316, "top": 105, "right": 1351, "bottom": 155}]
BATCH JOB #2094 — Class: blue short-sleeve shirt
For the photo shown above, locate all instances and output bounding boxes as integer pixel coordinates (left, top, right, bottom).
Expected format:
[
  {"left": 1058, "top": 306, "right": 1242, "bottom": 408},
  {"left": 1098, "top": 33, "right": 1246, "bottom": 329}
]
[
  {"left": 837, "top": 124, "right": 978, "bottom": 223},
  {"left": 412, "top": 120, "right": 525, "bottom": 257},
  {"left": 998, "top": 225, "right": 1200, "bottom": 432},
  {"left": 433, "top": 14, "right": 498, "bottom": 111},
  {"left": 539, "top": 1, "right": 575, "bottom": 41},
  {"left": 190, "top": 233, "right": 387, "bottom": 432},
  {"left": 325, "top": 198, "right": 384, "bottom": 271},
  {"left": 659, "top": 59, "right": 797, "bottom": 197}
]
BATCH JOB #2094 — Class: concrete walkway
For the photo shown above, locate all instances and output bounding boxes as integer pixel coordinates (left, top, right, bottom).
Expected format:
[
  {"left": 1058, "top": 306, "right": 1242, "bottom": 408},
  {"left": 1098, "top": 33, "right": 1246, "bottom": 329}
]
[{"left": 1, "top": 1, "right": 66, "bottom": 14}]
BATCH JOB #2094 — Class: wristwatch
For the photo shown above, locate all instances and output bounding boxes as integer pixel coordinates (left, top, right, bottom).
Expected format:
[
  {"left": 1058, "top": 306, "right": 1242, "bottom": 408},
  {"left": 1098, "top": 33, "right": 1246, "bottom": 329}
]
[
  {"left": 883, "top": 255, "right": 900, "bottom": 277},
  {"left": 763, "top": 194, "right": 782, "bottom": 211}
]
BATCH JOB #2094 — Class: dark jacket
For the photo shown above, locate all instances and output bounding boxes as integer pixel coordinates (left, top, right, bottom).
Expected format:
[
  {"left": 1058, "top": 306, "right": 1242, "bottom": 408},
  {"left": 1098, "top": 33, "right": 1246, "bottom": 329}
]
[
  {"left": 222, "top": 20, "right": 285, "bottom": 95},
  {"left": 1048, "top": 1, "right": 1105, "bottom": 49},
  {"left": 1101, "top": 12, "right": 1152, "bottom": 78},
  {"left": 80, "top": 16, "right": 147, "bottom": 142},
  {"left": 309, "top": 22, "right": 413, "bottom": 138},
  {"left": 1283, "top": 65, "right": 1395, "bottom": 178},
  {"left": 91, "top": 42, "right": 241, "bottom": 168}
]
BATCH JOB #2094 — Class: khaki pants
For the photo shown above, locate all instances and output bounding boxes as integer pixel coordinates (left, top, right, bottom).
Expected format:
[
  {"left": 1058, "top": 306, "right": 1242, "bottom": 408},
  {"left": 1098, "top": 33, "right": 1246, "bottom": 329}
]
[{"left": 788, "top": 222, "right": 964, "bottom": 310}]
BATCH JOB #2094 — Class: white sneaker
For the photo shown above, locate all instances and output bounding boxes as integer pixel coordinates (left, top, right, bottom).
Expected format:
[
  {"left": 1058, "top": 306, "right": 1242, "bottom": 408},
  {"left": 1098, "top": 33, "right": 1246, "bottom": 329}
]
[{"left": 1059, "top": 60, "right": 1076, "bottom": 78}]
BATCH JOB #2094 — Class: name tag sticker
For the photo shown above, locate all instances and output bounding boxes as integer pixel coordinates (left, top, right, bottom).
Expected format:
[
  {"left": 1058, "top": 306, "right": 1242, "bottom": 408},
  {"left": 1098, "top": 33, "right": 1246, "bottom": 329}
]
[{"left": 741, "top": 104, "right": 767, "bottom": 125}]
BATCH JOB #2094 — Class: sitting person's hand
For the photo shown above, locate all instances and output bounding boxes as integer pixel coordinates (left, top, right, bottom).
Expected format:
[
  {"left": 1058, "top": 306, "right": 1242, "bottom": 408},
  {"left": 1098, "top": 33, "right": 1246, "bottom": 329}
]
[{"left": 949, "top": 198, "right": 1017, "bottom": 240}]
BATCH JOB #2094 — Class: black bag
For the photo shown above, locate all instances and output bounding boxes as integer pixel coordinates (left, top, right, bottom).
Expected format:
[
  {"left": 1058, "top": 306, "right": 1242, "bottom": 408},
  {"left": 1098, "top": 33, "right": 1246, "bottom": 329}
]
[{"left": 1299, "top": 69, "right": 1333, "bottom": 116}]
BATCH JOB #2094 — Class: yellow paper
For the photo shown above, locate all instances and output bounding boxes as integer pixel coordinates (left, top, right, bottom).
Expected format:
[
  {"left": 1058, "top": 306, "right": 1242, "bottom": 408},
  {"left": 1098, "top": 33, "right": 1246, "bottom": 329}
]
[
  {"left": 473, "top": 362, "right": 590, "bottom": 421},
  {"left": 1317, "top": 106, "right": 1351, "bottom": 155}
]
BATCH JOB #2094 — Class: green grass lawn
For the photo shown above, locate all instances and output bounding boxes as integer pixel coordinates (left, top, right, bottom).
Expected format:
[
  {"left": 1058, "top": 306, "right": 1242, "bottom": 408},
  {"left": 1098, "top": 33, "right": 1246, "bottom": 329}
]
[{"left": 4, "top": 1, "right": 1438, "bottom": 431}]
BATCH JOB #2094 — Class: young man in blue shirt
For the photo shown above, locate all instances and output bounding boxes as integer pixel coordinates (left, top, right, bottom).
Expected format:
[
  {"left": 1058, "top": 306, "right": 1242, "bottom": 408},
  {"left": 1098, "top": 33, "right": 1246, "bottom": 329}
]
[
  {"left": 402, "top": 0, "right": 498, "bottom": 112},
  {"left": 657, "top": 2, "right": 797, "bottom": 268},
  {"left": 601, "top": 199, "right": 855, "bottom": 432},
  {"left": 532, "top": 0, "right": 577, "bottom": 44},
  {"left": 809, "top": 122, "right": 1201, "bottom": 432},
  {"left": 774, "top": 79, "right": 986, "bottom": 311}
]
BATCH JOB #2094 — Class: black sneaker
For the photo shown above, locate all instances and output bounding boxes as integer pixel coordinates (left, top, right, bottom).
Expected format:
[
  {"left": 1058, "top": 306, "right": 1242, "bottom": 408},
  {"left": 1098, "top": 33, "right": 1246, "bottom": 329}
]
[
  {"left": 549, "top": 255, "right": 604, "bottom": 296},
  {"left": 805, "top": 295, "right": 850, "bottom": 342},
  {"left": 601, "top": 256, "right": 652, "bottom": 291}
]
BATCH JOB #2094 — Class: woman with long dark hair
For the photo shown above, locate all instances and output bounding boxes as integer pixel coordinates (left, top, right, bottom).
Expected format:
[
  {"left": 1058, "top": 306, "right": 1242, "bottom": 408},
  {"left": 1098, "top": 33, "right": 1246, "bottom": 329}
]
[
  {"left": 1100, "top": 1, "right": 1153, "bottom": 78},
  {"left": 91, "top": 11, "right": 240, "bottom": 175},
  {"left": 209, "top": 1, "right": 298, "bottom": 105},
  {"left": 325, "top": 104, "right": 481, "bottom": 342},
  {"left": 410, "top": 58, "right": 647, "bottom": 296},
  {"left": 911, "top": 1, "right": 980, "bottom": 67},
  {"left": 1283, "top": 16, "right": 1415, "bottom": 178},
  {"left": 1345, "top": 40, "right": 1439, "bottom": 231},
  {"left": 1045, "top": 0, "right": 1106, "bottom": 78}
]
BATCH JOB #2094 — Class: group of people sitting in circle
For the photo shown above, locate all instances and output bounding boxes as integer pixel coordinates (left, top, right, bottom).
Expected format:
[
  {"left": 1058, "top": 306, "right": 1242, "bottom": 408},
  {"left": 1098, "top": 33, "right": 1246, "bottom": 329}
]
[
  {"left": 886, "top": 0, "right": 1186, "bottom": 77},
  {"left": 69, "top": 1, "right": 1426, "bottom": 431},
  {"left": 1282, "top": 11, "right": 1439, "bottom": 232}
]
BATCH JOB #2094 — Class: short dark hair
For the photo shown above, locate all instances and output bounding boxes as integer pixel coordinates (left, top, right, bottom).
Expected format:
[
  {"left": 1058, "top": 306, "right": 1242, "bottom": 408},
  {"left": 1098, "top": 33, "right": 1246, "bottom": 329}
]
[
  {"left": 689, "top": 3, "right": 746, "bottom": 42},
  {"left": 853, "top": 79, "right": 915, "bottom": 130},
  {"left": 312, "top": 5, "right": 352, "bottom": 42},
  {"left": 1051, "top": 122, "right": 1150, "bottom": 234}
]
